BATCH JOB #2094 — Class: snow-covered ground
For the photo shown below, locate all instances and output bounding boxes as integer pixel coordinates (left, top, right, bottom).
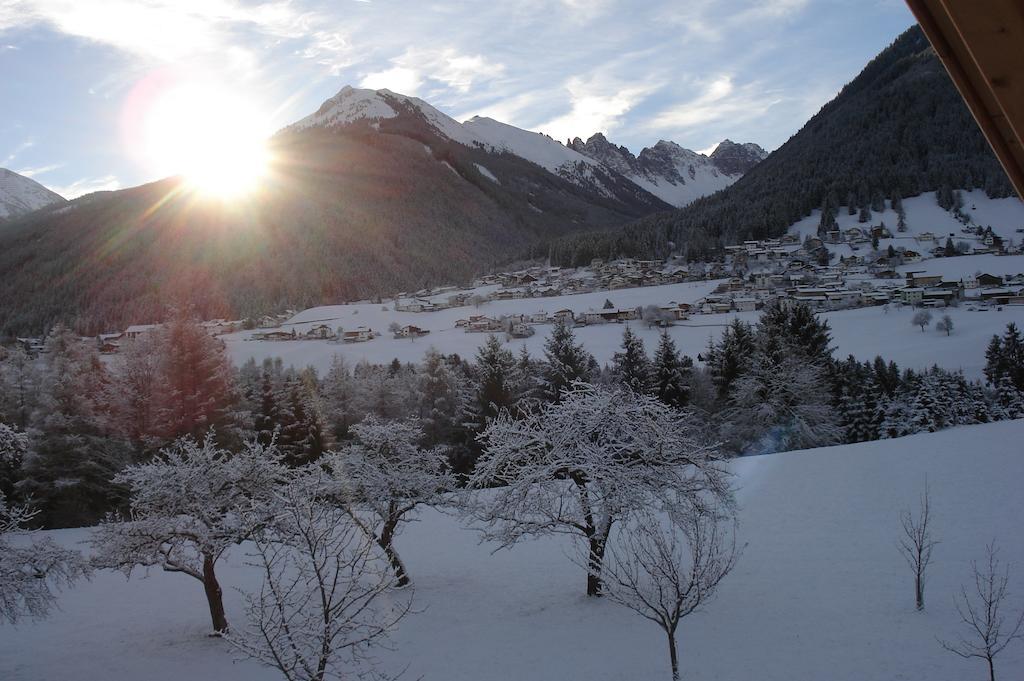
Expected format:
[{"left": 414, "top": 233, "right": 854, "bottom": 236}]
[
  {"left": 225, "top": 287, "right": 1024, "bottom": 380},
  {"left": 4, "top": 420, "right": 1023, "bottom": 681},
  {"left": 223, "top": 279, "right": 723, "bottom": 372}
]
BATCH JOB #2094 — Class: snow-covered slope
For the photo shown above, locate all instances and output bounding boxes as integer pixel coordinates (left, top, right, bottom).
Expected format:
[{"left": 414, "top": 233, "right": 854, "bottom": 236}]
[
  {"left": 4, "top": 420, "right": 1022, "bottom": 680},
  {"left": 464, "top": 116, "right": 595, "bottom": 175},
  {"left": 0, "top": 168, "right": 65, "bottom": 220},
  {"left": 788, "top": 189, "right": 1024, "bottom": 261},
  {"left": 568, "top": 134, "right": 766, "bottom": 207}
]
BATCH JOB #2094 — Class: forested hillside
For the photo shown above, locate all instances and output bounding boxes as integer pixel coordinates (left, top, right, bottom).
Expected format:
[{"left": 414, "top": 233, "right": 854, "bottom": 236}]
[
  {"left": 0, "top": 118, "right": 664, "bottom": 336},
  {"left": 545, "top": 25, "right": 1017, "bottom": 266}
]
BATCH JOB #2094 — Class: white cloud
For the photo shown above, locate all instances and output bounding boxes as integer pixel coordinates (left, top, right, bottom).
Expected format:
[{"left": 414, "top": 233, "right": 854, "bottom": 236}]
[
  {"left": 642, "top": 74, "right": 785, "bottom": 146},
  {"left": 49, "top": 174, "right": 121, "bottom": 199},
  {"left": 13, "top": 162, "right": 63, "bottom": 177},
  {"left": 534, "top": 74, "right": 662, "bottom": 142},
  {"left": 360, "top": 67, "right": 422, "bottom": 95}
]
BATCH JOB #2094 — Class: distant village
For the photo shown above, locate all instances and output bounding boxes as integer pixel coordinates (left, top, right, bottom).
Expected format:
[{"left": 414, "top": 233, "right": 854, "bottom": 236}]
[{"left": 13, "top": 221, "right": 1024, "bottom": 356}]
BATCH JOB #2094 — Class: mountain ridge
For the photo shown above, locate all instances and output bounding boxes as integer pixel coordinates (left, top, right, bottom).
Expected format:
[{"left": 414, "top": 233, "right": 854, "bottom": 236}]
[{"left": 0, "top": 168, "right": 66, "bottom": 221}]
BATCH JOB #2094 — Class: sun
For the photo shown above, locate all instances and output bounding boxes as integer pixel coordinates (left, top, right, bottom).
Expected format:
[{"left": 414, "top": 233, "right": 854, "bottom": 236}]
[{"left": 142, "top": 81, "right": 271, "bottom": 198}]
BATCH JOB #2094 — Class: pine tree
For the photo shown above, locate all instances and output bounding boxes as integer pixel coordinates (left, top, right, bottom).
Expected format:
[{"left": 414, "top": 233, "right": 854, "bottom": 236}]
[
  {"left": 254, "top": 368, "right": 280, "bottom": 447},
  {"left": 19, "top": 326, "right": 131, "bottom": 527},
  {"left": 612, "top": 327, "right": 653, "bottom": 394},
  {"left": 154, "top": 314, "right": 237, "bottom": 441},
  {"left": 321, "top": 356, "right": 359, "bottom": 441},
  {"left": 541, "top": 319, "right": 594, "bottom": 402},
  {"left": 475, "top": 335, "right": 518, "bottom": 423},
  {"left": 652, "top": 332, "right": 690, "bottom": 409},
  {"left": 706, "top": 318, "right": 756, "bottom": 401},
  {"left": 418, "top": 348, "right": 460, "bottom": 447}
]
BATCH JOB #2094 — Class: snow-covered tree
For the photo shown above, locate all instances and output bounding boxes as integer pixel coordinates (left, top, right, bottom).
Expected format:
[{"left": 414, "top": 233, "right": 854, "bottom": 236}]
[
  {"left": 541, "top": 319, "right": 594, "bottom": 403},
  {"left": 228, "top": 470, "right": 410, "bottom": 681},
  {"left": 912, "top": 310, "right": 933, "bottom": 332},
  {"left": 0, "top": 345, "right": 40, "bottom": 429},
  {"left": 652, "top": 332, "right": 691, "bottom": 409},
  {"left": 19, "top": 325, "right": 131, "bottom": 527},
  {"left": 321, "top": 355, "right": 361, "bottom": 441},
  {"left": 602, "top": 507, "right": 740, "bottom": 681},
  {"left": 937, "top": 315, "right": 954, "bottom": 336},
  {"left": 704, "top": 318, "right": 755, "bottom": 401},
  {"left": 91, "top": 435, "right": 287, "bottom": 633},
  {"left": 417, "top": 347, "right": 462, "bottom": 447},
  {"left": 611, "top": 326, "right": 653, "bottom": 394},
  {"left": 722, "top": 348, "right": 840, "bottom": 454},
  {"left": 467, "top": 384, "right": 731, "bottom": 596},
  {"left": 0, "top": 423, "right": 28, "bottom": 500},
  {"left": 105, "top": 333, "right": 161, "bottom": 444},
  {"left": 328, "top": 416, "right": 453, "bottom": 586},
  {"left": 0, "top": 493, "right": 90, "bottom": 625}
]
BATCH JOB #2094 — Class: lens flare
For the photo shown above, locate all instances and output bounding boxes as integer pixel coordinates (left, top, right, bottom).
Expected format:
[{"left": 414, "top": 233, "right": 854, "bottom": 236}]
[{"left": 130, "top": 77, "right": 272, "bottom": 198}]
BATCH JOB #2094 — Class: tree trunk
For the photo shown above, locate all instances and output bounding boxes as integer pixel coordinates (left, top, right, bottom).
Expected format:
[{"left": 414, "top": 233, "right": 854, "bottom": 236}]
[
  {"left": 668, "top": 631, "right": 680, "bottom": 681},
  {"left": 202, "top": 554, "right": 229, "bottom": 634},
  {"left": 379, "top": 517, "right": 410, "bottom": 587},
  {"left": 586, "top": 536, "right": 606, "bottom": 597},
  {"left": 915, "top": 572, "right": 924, "bottom": 610},
  {"left": 987, "top": 655, "right": 995, "bottom": 681}
]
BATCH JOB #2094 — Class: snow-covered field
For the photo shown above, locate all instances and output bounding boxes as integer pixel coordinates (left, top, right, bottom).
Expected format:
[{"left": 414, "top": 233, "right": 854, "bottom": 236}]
[
  {"left": 225, "top": 291, "right": 1024, "bottom": 381},
  {"left": 4, "top": 420, "right": 1023, "bottom": 681}
]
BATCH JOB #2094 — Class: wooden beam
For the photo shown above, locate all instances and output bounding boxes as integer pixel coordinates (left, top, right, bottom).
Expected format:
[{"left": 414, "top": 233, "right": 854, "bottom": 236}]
[{"left": 906, "top": 0, "right": 1024, "bottom": 199}]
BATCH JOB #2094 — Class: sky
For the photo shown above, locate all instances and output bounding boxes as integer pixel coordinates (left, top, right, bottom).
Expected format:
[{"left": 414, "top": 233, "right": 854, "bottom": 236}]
[{"left": 0, "top": 0, "right": 916, "bottom": 198}]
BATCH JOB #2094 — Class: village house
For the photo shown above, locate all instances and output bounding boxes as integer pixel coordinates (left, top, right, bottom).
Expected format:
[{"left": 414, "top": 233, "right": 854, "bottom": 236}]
[
  {"left": 394, "top": 325, "right": 430, "bottom": 339},
  {"left": 342, "top": 327, "right": 375, "bottom": 343},
  {"left": 124, "top": 324, "right": 158, "bottom": 340},
  {"left": 252, "top": 329, "right": 297, "bottom": 341},
  {"left": 303, "top": 324, "right": 337, "bottom": 340}
]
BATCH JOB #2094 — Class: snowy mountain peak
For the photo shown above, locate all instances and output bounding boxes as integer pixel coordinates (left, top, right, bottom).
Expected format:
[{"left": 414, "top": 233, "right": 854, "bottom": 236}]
[
  {"left": 0, "top": 168, "right": 66, "bottom": 221},
  {"left": 289, "top": 86, "right": 480, "bottom": 146}
]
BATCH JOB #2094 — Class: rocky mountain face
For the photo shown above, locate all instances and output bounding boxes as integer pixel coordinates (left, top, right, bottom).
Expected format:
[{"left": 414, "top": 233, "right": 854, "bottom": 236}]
[
  {"left": 708, "top": 139, "right": 768, "bottom": 176},
  {"left": 568, "top": 133, "right": 766, "bottom": 207},
  {"left": 0, "top": 168, "right": 65, "bottom": 221}
]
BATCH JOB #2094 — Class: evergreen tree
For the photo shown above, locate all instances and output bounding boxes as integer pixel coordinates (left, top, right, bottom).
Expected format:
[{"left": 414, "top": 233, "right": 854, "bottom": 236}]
[
  {"left": 321, "top": 356, "right": 359, "bottom": 441},
  {"left": 757, "top": 300, "right": 833, "bottom": 363},
  {"left": 541, "top": 319, "right": 594, "bottom": 402},
  {"left": 154, "top": 314, "right": 237, "bottom": 441},
  {"left": 474, "top": 335, "right": 518, "bottom": 423},
  {"left": 254, "top": 368, "right": 280, "bottom": 447},
  {"left": 418, "top": 348, "right": 461, "bottom": 447},
  {"left": 652, "top": 332, "right": 690, "bottom": 409},
  {"left": 612, "top": 327, "right": 653, "bottom": 394},
  {"left": 19, "top": 326, "right": 131, "bottom": 527},
  {"left": 705, "top": 318, "right": 756, "bottom": 401}
]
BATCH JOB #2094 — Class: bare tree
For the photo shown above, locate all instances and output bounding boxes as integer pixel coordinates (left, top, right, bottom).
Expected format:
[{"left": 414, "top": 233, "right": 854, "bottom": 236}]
[
  {"left": 601, "top": 507, "right": 741, "bottom": 681},
  {"left": 228, "top": 470, "right": 411, "bottom": 681},
  {"left": 897, "top": 481, "right": 938, "bottom": 610},
  {"left": 912, "top": 310, "right": 933, "bottom": 332},
  {"left": 936, "top": 315, "right": 954, "bottom": 336},
  {"left": 939, "top": 542, "right": 1024, "bottom": 681},
  {"left": 0, "top": 493, "right": 90, "bottom": 625}
]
